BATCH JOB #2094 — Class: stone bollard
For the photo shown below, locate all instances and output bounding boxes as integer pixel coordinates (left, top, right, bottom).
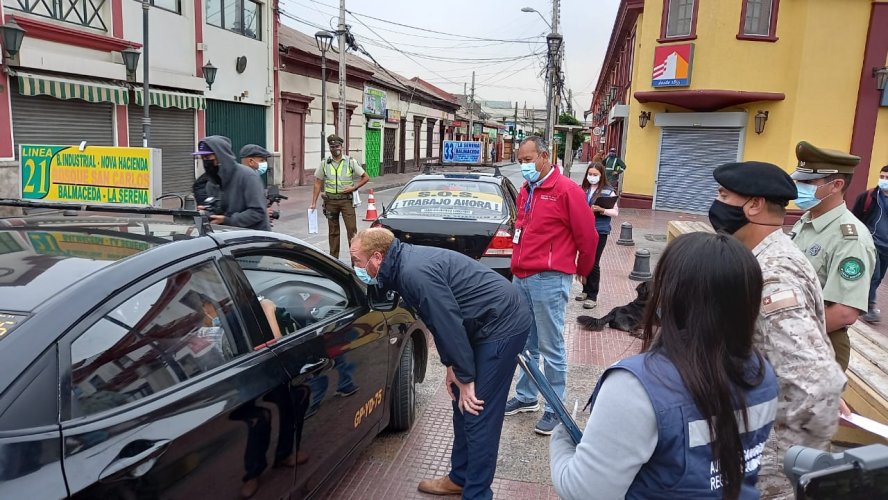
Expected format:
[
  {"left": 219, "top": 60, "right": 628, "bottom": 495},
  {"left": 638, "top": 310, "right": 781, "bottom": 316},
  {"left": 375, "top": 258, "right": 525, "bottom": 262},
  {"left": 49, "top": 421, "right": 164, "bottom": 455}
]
[
  {"left": 629, "top": 248, "right": 653, "bottom": 281},
  {"left": 616, "top": 221, "right": 635, "bottom": 246},
  {"left": 184, "top": 194, "right": 197, "bottom": 211}
]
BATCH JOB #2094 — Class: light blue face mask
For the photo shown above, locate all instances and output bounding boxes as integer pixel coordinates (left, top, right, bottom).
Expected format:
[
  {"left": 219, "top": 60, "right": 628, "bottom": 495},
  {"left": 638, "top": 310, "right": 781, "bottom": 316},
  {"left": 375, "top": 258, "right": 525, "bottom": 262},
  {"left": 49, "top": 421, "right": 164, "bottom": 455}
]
[
  {"left": 795, "top": 182, "right": 824, "bottom": 210},
  {"left": 521, "top": 162, "right": 540, "bottom": 183},
  {"left": 879, "top": 179, "right": 888, "bottom": 191},
  {"left": 257, "top": 161, "right": 268, "bottom": 175},
  {"left": 355, "top": 266, "right": 377, "bottom": 285}
]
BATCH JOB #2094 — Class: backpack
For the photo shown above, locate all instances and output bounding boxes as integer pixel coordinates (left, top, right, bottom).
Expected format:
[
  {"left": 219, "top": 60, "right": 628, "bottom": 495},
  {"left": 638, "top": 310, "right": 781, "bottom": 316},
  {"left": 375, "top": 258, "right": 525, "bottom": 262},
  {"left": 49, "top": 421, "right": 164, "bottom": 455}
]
[{"left": 864, "top": 187, "right": 878, "bottom": 219}]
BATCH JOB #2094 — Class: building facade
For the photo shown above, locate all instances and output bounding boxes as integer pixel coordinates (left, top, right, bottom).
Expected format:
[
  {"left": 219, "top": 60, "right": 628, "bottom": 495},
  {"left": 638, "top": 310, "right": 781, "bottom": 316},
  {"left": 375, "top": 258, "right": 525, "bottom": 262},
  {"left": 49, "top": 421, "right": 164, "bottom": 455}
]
[
  {"left": 0, "top": 0, "right": 277, "bottom": 198},
  {"left": 590, "top": 0, "right": 888, "bottom": 213}
]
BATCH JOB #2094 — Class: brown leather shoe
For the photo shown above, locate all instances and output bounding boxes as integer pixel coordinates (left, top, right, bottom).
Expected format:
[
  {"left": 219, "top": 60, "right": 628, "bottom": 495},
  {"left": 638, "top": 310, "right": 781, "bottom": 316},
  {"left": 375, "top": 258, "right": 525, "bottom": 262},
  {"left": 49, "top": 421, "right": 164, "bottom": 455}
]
[{"left": 417, "top": 476, "right": 463, "bottom": 495}]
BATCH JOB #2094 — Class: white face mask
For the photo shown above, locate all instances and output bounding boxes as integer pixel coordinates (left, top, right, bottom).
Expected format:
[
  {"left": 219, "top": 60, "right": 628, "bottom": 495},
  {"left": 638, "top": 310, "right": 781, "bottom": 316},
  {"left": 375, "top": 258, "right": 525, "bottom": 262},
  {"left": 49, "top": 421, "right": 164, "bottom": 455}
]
[{"left": 587, "top": 174, "right": 600, "bottom": 185}]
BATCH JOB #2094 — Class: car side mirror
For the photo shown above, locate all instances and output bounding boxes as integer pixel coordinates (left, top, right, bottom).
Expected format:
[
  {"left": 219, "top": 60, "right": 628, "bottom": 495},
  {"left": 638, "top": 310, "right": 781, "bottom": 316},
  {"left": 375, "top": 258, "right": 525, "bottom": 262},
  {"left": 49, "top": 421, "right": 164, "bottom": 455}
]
[{"left": 368, "top": 286, "right": 399, "bottom": 312}]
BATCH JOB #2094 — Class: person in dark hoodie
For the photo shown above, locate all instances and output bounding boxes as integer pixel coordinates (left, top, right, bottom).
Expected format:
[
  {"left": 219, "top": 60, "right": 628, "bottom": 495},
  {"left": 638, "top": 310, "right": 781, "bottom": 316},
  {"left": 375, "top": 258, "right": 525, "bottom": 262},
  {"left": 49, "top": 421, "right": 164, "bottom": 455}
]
[
  {"left": 349, "top": 227, "right": 531, "bottom": 500},
  {"left": 192, "top": 136, "right": 270, "bottom": 231}
]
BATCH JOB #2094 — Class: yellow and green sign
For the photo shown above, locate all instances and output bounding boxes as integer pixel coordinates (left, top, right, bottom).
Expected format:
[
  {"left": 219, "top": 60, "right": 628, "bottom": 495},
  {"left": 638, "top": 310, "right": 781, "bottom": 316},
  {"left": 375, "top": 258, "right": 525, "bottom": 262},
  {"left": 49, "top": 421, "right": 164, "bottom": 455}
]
[
  {"left": 27, "top": 231, "right": 151, "bottom": 261},
  {"left": 19, "top": 145, "right": 154, "bottom": 206}
]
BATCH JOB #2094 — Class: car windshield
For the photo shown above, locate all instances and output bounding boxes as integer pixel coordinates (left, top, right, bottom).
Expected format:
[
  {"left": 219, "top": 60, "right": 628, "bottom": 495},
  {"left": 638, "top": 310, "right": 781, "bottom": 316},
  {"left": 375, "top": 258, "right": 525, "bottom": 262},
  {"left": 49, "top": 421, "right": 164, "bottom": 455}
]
[{"left": 387, "top": 179, "right": 506, "bottom": 220}]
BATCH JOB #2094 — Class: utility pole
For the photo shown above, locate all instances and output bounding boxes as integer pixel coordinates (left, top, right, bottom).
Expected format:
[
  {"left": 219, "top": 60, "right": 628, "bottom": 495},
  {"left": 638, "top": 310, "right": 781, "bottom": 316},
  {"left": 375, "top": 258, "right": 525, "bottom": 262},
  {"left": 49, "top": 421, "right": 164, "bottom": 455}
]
[
  {"left": 568, "top": 88, "right": 574, "bottom": 116},
  {"left": 512, "top": 102, "right": 518, "bottom": 162},
  {"left": 468, "top": 71, "right": 475, "bottom": 141},
  {"left": 463, "top": 82, "right": 467, "bottom": 140},
  {"left": 141, "top": 0, "right": 150, "bottom": 147},
  {"left": 545, "top": 0, "right": 561, "bottom": 149},
  {"left": 337, "top": 0, "right": 347, "bottom": 147},
  {"left": 531, "top": 106, "right": 536, "bottom": 133}
]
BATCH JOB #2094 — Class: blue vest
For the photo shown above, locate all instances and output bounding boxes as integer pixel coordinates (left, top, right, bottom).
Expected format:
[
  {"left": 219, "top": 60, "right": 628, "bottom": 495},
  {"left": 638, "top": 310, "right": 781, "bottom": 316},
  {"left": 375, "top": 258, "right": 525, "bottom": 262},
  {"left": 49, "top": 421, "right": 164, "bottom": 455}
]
[
  {"left": 587, "top": 187, "right": 615, "bottom": 234},
  {"left": 589, "top": 352, "right": 778, "bottom": 499}
]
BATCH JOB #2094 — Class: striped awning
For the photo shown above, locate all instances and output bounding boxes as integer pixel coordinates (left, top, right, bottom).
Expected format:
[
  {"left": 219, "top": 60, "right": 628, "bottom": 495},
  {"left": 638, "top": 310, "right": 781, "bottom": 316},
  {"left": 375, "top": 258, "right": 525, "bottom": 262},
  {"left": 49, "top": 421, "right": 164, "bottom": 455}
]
[
  {"left": 134, "top": 88, "right": 206, "bottom": 110},
  {"left": 15, "top": 71, "right": 129, "bottom": 105}
]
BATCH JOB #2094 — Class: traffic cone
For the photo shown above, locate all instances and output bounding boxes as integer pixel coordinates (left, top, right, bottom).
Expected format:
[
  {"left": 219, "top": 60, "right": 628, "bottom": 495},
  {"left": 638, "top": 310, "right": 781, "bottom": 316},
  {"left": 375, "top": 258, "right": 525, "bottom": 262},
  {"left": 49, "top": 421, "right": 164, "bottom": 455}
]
[{"left": 363, "top": 189, "right": 379, "bottom": 221}]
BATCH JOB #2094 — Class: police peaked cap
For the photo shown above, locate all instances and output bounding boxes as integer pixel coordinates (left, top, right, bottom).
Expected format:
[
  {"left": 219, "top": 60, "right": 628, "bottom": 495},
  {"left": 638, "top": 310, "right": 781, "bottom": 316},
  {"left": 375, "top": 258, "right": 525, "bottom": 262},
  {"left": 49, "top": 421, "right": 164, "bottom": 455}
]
[
  {"left": 327, "top": 134, "right": 344, "bottom": 145},
  {"left": 791, "top": 141, "right": 861, "bottom": 181},
  {"left": 713, "top": 161, "right": 797, "bottom": 202}
]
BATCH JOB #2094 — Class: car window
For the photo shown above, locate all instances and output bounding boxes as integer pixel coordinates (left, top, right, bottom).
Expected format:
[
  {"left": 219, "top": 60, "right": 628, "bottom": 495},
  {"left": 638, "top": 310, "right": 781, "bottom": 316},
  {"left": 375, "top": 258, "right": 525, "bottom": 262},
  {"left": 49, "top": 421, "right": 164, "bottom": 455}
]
[
  {"left": 69, "top": 262, "right": 242, "bottom": 418},
  {"left": 235, "top": 255, "right": 351, "bottom": 340},
  {"left": 387, "top": 179, "right": 507, "bottom": 220}
]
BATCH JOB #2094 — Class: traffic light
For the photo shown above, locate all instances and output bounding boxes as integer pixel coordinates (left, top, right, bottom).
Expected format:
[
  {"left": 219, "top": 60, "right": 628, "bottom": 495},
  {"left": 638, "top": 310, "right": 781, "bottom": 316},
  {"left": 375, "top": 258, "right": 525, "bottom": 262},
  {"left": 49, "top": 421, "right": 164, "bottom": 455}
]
[{"left": 518, "top": 129, "right": 525, "bottom": 140}]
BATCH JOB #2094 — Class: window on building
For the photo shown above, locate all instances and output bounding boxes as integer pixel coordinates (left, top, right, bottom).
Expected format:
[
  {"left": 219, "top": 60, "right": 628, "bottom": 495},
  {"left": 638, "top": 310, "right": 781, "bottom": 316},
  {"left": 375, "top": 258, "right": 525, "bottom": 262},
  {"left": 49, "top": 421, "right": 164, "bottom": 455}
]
[
  {"left": 664, "top": 0, "right": 696, "bottom": 38},
  {"left": 69, "top": 262, "right": 244, "bottom": 417},
  {"left": 740, "top": 0, "right": 779, "bottom": 40},
  {"left": 147, "top": 0, "right": 181, "bottom": 14},
  {"left": 207, "top": 0, "right": 262, "bottom": 40}
]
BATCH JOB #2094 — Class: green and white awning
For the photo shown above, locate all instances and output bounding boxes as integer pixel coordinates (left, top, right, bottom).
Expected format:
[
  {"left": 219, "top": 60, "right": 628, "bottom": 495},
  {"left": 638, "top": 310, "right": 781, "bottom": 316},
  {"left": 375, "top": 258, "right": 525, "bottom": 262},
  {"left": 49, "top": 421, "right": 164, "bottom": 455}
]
[
  {"left": 16, "top": 71, "right": 129, "bottom": 105},
  {"left": 133, "top": 88, "right": 206, "bottom": 110}
]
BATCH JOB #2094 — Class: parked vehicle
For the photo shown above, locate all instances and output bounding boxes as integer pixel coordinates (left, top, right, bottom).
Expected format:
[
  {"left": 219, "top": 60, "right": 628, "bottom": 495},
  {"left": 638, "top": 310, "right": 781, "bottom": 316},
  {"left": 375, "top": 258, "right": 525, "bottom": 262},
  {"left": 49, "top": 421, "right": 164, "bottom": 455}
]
[
  {"left": 373, "top": 171, "right": 518, "bottom": 280},
  {"left": 0, "top": 208, "right": 427, "bottom": 499}
]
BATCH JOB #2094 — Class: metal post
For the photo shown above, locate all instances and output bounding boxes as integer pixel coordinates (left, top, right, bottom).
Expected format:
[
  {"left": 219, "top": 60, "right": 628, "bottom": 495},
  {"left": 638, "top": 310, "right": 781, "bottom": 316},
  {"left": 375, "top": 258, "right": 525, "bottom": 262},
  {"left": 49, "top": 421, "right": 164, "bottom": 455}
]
[
  {"left": 141, "top": 0, "right": 151, "bottom": 147},
  {"left": 337, "top": 0, "right": 346, "bottom": 143},
  {"left": 320, "top": 51, "right": 327, "bottom": 159},
  {"left": 512, "top": 102, "right": 518, "bottom": 162},
  {"left": 468, "top": 71, "right": 475, "bottom": 141},
  {"left": 545, "top": 0, "right": 561, "bottom": 148}
]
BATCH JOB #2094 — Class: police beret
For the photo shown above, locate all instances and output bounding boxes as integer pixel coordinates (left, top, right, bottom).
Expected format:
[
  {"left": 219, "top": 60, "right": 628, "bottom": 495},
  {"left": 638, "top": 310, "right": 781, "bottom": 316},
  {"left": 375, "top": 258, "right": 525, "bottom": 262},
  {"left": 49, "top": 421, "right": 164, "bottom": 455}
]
[
  {"left": 239, "top": 144, "right": 271, "bottom": 158},
  {"left": 713, "top": 161, "right": 797, "bottom": 201},
  {"left": 791, "top": 141, "right": 860, "bottom": 181},
  {"left": 327, "top": 134, "right": 344, "bottom": 145}
]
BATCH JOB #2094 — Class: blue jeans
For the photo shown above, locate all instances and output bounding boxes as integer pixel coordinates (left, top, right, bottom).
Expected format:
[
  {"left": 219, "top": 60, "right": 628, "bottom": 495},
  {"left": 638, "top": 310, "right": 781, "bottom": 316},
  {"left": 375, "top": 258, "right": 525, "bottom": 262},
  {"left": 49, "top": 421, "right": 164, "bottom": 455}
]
[
  {"left": 868, "top": 247, "right": 888, "bottom": 306},
  {"left": 512, "top": 271, "right": 572, "bottom": 413},
  {"left": 449, "top": 333, "right": 528, "bottom": 500}
]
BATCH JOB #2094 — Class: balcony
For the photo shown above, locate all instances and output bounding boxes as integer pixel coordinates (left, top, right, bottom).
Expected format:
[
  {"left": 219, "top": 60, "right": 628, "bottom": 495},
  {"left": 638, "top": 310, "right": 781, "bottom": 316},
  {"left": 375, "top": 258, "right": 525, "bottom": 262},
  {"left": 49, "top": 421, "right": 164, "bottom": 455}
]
[{"left": 5, "top": 0, "right": 109, "bottom": 31}]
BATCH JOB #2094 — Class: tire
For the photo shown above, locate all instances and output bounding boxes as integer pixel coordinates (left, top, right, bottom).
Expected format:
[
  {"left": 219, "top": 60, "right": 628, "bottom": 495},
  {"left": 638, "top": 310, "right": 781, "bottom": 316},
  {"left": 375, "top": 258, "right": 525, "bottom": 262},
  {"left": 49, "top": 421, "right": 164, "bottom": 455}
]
[{"left": 388, "top": 336, "right": 416, "bottom": 431}]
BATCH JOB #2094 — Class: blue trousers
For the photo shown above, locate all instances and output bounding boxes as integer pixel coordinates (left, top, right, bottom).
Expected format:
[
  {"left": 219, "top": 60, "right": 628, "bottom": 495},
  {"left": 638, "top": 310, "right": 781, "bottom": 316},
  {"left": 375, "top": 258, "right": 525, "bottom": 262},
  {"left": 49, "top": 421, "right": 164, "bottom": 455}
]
[{"left": 448, "top": 332, "right": 528, "bottom": 500}]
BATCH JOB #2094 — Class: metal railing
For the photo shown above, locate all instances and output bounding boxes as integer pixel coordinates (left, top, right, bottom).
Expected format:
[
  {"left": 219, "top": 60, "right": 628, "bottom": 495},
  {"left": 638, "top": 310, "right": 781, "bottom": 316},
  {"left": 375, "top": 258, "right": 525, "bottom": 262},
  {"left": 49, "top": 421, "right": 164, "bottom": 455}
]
[{"left": 6, "top": 0, "right": 108, "bottom": 31}]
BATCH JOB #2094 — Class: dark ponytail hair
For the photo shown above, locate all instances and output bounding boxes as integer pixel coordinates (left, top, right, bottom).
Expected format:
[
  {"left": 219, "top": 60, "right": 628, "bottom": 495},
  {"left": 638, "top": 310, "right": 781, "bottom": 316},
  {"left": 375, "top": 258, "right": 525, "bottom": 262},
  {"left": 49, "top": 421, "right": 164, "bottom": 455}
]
[{"left": 641, "top": 232, "right": 766, "bottom": 500}]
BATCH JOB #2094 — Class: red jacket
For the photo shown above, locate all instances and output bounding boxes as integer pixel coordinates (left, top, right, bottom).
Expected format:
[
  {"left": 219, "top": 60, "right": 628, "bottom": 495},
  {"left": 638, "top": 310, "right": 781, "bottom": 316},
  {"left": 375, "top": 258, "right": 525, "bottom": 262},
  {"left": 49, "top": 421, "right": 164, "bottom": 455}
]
[{"left": 511, "top": 167, "right": 599, "bottom": 278}]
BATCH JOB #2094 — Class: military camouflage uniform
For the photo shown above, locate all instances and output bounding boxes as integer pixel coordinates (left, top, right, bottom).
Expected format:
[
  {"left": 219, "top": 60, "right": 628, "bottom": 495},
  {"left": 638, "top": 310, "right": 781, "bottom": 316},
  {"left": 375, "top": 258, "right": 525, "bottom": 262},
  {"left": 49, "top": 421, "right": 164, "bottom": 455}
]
[{"left": 752, "top": 229, "right": 848, "bottom": 499}]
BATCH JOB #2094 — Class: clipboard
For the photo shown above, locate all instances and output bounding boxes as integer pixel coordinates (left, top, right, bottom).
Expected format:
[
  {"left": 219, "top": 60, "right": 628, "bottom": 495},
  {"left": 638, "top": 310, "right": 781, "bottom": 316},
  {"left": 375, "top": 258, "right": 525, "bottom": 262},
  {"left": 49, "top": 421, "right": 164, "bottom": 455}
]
[
  {"left": 593, "top": 196, "right": 619, "bottom": 209},
  {"left": 517, "top": 351, "right": 583, "bottom": 445}
]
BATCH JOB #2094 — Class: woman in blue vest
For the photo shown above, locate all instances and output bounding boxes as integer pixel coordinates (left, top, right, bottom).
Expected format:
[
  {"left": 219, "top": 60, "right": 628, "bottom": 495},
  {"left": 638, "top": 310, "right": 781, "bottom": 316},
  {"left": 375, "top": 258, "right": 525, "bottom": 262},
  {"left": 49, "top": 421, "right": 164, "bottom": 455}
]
[
  {"left": 575, "top": 162, "right": 618, "bottom": 310},
  {"left": 551, "top": 232, "right": 779, "bottom": 500}
]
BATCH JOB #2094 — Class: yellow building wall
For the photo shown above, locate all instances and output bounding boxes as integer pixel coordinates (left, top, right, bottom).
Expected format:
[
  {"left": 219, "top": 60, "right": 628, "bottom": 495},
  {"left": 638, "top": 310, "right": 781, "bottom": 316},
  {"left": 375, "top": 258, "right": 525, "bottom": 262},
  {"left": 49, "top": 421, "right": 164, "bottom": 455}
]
[{"left": 622, "top": 0, "right": 872, "bottom": 199}]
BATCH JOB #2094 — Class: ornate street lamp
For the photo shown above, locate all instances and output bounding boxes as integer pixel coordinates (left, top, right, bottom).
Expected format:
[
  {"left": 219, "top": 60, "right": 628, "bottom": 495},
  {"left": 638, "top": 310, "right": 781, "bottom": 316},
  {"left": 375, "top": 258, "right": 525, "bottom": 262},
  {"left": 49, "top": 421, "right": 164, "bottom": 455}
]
[
  {"left": 639, "top": 111, "right": 651, "bottom": 129},
  {"left": 121, "top": 46, "right": 141, "bottom": 80},
  {"left": 0, "top": 17, "right": 26, "bottom": 59},
  {"left": 202, "top": 61, "right": 217, "bottom": 90},
  {"left": 315, "top": 30, "right": 334, "bottom": 159},
  {"left": 754, "top": 110, "right": 769, "bottom": 134}
]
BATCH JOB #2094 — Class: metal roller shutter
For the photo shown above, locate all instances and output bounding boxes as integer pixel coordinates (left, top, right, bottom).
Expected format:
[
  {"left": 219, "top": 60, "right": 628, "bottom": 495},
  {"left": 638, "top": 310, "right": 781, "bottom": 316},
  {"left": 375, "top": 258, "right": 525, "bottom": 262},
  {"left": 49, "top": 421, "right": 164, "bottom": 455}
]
[
  {"left": 10, "top": 90, "right": 113, "bottom": 156},
  {"left": 129, "top": 106, "right": 195, "bottom": 195},
  {"left": 654, "top": 127, "right": 742, "bottom": 213}
]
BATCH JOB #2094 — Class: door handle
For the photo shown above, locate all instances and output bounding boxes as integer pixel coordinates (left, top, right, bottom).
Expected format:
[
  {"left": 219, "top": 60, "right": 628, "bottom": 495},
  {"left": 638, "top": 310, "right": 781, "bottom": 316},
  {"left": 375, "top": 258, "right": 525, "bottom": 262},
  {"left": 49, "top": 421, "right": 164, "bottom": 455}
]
[
  {"left": 299, "top": 357, "right": 329, "bottom": 374},
  {"left": 99, "top": 439, "right": 171, "bottom": 482}
]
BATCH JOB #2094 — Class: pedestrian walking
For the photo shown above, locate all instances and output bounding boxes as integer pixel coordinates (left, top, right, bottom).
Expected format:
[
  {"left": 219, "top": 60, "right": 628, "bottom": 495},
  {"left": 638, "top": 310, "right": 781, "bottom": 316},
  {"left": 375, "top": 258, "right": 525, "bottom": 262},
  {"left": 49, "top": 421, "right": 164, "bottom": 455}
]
[
  {"left": 575, "top": 162, "right": 618, "bottom": 310},
  {"left": 239, "top": 144, "right": 271, "bottom": 178},
  {"left": 310, "top": 134, "right": 370, "bottom": 259},
  {"left": 504, "top": 136, "right": 598, "bottom": 436},
  {"left": 349, "top": 228, "right": 531, "bottom": 500},
  {"left": 850, "top": 164, "right": 888, "bottom": 323},
  {"left": 709, "top": 161, "right": 846, "bottom": 499},
  {"left": 192, "top": 136, "right": 270, "bottom": 231},
  {"left": 603, "top": 147, "right": 627, "bottom": 189},
  {"left": 790, "top": 141, "right": 876, "bottom": 371},
  {"left": 550, "top": 232, "right": 778, "bottom": 500}
]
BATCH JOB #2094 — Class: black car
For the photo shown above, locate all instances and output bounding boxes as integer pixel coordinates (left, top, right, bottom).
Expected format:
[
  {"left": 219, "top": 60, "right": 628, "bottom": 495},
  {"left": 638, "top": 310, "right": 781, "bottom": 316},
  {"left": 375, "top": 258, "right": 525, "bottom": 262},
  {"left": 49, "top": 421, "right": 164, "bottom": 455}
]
[
  {"left": 373, "top": 171, "right": 519, "bottom": 280},
  {"left": 0, "top": 212, "right": 427, "bottom": 499}
]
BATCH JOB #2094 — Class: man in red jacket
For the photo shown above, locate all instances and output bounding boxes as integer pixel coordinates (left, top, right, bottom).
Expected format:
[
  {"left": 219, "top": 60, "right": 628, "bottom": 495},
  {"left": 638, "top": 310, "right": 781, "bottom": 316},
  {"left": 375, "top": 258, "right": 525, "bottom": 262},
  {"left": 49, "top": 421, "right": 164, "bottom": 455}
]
[{"left": 504, "top": 136, "right": 599, "bottom": 435}]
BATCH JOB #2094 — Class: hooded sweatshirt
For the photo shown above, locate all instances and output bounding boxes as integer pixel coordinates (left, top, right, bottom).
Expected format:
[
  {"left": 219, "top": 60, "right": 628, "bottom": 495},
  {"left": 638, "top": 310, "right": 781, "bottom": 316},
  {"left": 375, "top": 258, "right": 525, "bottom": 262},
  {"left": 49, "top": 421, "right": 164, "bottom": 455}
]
[{"left": 201, "top": 135, "right": 270, "bottom": 231}]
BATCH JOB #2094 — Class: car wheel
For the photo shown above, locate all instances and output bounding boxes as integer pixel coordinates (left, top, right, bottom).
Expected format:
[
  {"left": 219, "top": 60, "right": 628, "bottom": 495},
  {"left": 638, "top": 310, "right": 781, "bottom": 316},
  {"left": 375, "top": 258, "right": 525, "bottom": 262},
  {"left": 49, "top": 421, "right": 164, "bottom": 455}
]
[{"left": 388, "top": 336, "right": 416, "bottom": 431}]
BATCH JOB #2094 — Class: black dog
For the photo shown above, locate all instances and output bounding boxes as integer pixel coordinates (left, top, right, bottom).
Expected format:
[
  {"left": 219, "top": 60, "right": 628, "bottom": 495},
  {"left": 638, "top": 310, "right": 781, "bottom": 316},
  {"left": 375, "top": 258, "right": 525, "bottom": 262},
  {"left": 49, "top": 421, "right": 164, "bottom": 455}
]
[{"left": 578, "top": 280, "right": 651, "bottom": 337}]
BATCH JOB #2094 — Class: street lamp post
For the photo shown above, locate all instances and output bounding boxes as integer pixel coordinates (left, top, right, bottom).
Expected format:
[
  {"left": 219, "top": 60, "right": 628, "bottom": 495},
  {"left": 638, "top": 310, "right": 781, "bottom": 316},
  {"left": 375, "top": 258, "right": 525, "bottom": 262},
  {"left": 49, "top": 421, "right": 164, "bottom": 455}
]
[
  {"left": 141, "top": 0, "right": 150, "bottom": 147},
  {"left": 315, "top": 31, "right": 334, "bottom": 160}
]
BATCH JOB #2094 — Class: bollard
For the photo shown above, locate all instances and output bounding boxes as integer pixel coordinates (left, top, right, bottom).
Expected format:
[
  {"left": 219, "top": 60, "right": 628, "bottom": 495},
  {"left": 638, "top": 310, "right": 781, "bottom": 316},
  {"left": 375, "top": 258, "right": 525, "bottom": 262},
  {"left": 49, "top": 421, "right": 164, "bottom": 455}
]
[
  {"left": 184, "top": 194, "right": 197, "bottom": 211},
  {"left": 629, "top": 248, "right": 653, "bottom": 281},
  {"left": 616, "top": 221, "right": 635, "bottom": 246}
]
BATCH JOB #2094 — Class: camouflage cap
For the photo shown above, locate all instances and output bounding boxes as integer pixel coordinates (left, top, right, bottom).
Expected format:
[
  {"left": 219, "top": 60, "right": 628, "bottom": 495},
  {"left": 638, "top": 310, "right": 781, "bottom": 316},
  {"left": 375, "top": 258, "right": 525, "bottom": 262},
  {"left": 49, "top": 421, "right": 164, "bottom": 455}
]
[
  {"left": 327, "top": 134, "right": 344, "bottom": 145},
  {"left": 791, "top": 141, "right": 861, "bottom": 181}
]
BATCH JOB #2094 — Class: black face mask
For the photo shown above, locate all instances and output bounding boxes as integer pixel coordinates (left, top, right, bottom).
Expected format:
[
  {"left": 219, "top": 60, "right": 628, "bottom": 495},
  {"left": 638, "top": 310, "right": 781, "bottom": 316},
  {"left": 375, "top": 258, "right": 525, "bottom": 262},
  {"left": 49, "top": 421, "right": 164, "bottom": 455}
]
[{"left": 708, "top": 199, "right": 750, "bottom": 235}]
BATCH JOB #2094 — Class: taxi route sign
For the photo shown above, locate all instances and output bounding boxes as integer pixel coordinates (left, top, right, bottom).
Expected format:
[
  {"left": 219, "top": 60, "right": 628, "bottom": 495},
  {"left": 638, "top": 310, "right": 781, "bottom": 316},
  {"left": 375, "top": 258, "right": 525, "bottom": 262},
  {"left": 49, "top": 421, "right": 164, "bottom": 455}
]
[
  {"left": 442, "top": 140, "right": 482, "bottom": 164},
  {"left": 19, "top": 144, "right": 155, "bottom": 207}
]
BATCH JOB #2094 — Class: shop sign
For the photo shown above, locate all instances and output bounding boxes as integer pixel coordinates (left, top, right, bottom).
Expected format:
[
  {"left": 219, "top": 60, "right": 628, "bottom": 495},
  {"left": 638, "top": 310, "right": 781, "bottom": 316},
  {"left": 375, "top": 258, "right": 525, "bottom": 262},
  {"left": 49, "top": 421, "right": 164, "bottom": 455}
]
[
  {"left": 652, "top": 43, "right": 694, "bottom": 88},
  {"left": 367, "top": 119, "right": 384, "bottom": 129},
  {"left": 442, "top": 141, "right": 482, "bottom": 164},
  {"left": 450, "top": 120, "right": 466, "bottom": 128},
  {"left": 363, "top": 86, "right": 387, "bottom": 117},
  {"left": 386, "top": 109, "right": 401, "bottom": 123},
  {"left": 19, "top": 145, "right": 154, "bottom": 207}
]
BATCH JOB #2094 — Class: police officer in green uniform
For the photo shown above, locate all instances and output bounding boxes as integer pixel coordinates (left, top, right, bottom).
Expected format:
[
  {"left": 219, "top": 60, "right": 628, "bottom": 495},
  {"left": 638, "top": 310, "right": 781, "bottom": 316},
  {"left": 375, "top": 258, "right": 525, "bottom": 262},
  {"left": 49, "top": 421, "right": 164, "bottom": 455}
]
[
  {"left": 310, "top": 134, "right": 370, "bottom": 259},
  {"left": 791, "top": 141, "right": 876, "bottom": 371}
]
